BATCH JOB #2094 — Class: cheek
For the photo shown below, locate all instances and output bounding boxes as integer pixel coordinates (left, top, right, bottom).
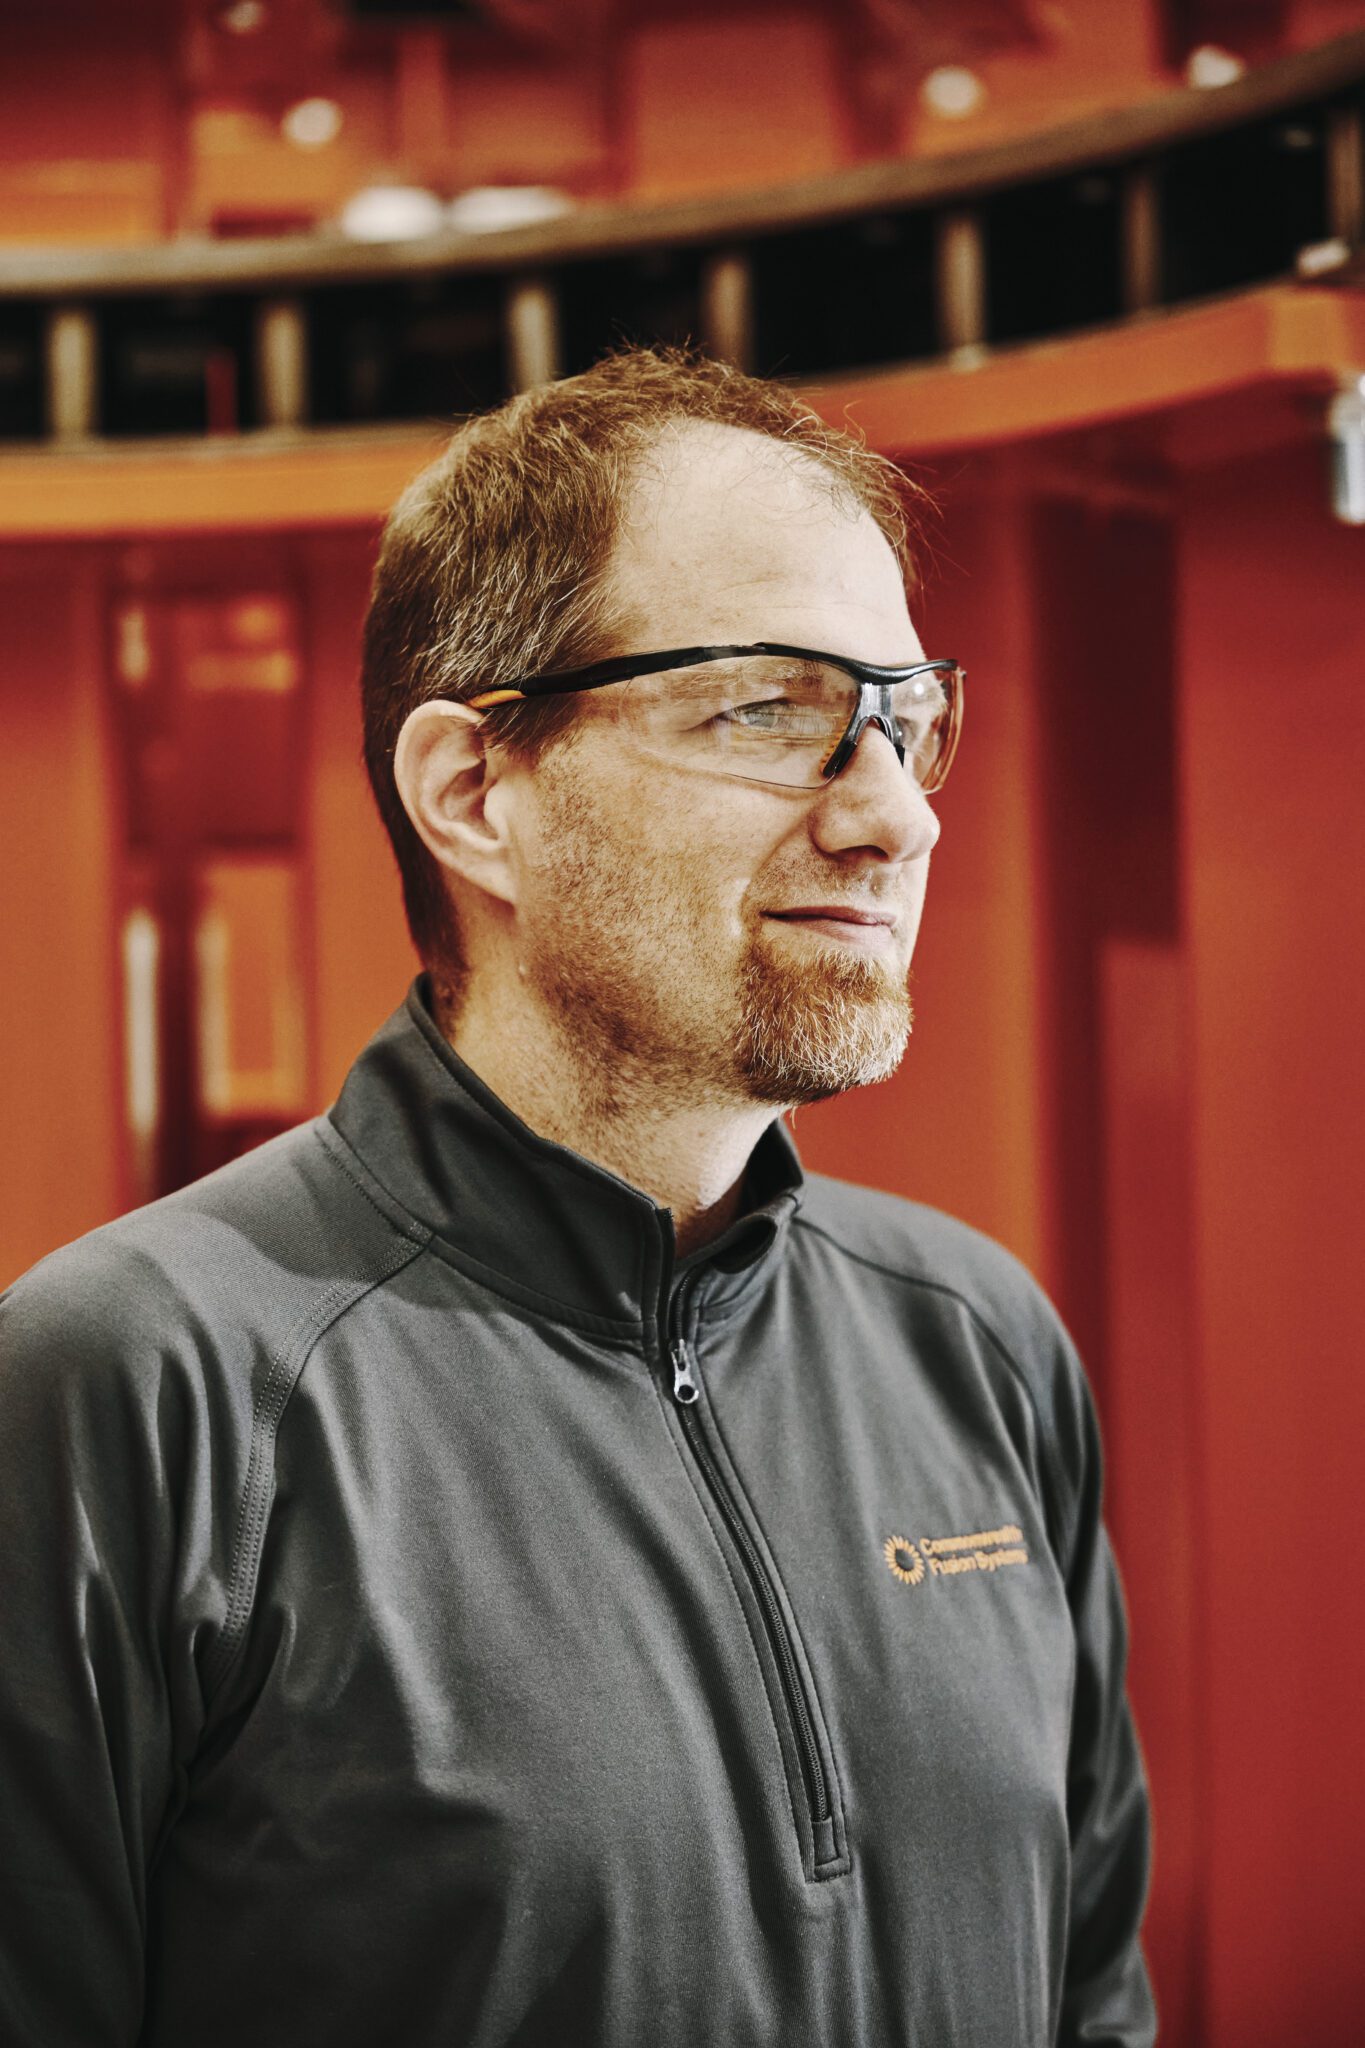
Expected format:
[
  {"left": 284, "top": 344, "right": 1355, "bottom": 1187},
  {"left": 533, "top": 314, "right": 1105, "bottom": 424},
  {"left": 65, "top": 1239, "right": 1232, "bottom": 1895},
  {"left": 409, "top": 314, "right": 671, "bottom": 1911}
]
[
  {"left": 608, "top": 801, "right": 767, "bottom": 940},
  {"left": 520, "top": 810, "right": 721, "bottom": 963},
  {"left": 684, "top": 830, "right": 774, "bottom": 943},
  {"left": 526, "top": 751, "right": 784, "bottom": 945}
]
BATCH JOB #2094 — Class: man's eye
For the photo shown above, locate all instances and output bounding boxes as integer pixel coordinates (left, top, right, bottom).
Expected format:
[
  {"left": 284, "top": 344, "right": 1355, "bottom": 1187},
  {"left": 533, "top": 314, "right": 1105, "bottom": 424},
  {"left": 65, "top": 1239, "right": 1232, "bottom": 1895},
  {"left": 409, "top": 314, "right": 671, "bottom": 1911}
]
[
  {"left": 724, "top": 698, "right": 794, "bottom": 731},
  {"left": 719, "top": 699, "right": 835, "bottom": 743}
]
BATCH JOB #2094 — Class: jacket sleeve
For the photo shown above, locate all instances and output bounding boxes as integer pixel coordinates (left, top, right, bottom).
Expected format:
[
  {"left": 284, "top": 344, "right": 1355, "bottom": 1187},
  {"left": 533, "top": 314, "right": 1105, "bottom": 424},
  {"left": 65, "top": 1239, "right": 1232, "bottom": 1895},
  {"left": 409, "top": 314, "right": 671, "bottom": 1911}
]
[
  {"left": 1051, "top": 1333, "right": 1158, "bottom": 2047},
  {"left": 0, "top": 1257, "right": 202, "bottom": 2047}
]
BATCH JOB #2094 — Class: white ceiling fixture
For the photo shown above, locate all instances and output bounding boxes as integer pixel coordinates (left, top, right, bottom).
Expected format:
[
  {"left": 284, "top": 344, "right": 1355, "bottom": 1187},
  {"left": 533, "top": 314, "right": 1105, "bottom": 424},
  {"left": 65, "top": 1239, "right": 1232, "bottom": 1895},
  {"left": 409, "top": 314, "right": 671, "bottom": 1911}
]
[
  {"left": 1185, "top": 45, "right": 1245, "bottom": 89},
  {"left": 281, "top": 97, "right": 344, "bottom": 150},
  {"left": 445, "top": 187, "right": 574, "bottom": 235},
  {"left": 339, "top": 184, "right": 447, "bottom": 243},
  {"left": 921, "top": 65, "right": 986, "bottom": 119},
  {"left": 217, "top": 1, "right": 269, "bottom": 32}
]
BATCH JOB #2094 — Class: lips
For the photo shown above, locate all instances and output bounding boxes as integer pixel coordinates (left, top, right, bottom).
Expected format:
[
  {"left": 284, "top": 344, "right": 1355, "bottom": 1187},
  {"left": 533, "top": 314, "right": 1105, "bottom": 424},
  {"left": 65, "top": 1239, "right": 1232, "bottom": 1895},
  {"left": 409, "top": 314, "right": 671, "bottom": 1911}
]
[
  {"left": 763, "top": 907, "right": 899, "bottom": 952},
  {"left": 765, "top": 907, "right": 896, "bottom": 926}
]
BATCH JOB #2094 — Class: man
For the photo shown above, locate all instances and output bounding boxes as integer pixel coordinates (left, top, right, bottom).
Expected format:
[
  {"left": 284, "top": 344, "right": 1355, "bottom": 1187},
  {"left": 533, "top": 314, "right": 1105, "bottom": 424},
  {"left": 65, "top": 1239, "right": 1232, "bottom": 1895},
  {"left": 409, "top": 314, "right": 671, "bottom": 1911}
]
[{"left": 0, "top": 349, "right": 1155, "bottom": 2045}]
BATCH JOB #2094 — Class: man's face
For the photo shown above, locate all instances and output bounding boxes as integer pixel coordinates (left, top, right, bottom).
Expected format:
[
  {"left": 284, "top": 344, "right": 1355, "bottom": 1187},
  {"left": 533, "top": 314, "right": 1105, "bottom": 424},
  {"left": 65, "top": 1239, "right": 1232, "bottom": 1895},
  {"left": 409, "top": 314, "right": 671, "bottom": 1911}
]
[{"left": 503, "top": 421, "right": 942, "bottom": 1109}]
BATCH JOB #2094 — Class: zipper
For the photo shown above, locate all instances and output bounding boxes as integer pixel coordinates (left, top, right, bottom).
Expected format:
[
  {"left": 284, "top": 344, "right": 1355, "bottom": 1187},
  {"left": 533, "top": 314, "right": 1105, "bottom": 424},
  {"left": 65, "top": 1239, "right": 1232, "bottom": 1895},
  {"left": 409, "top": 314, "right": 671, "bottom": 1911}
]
[{"left": 668, "top": 1332, "right": 833, "bottom": 1843}]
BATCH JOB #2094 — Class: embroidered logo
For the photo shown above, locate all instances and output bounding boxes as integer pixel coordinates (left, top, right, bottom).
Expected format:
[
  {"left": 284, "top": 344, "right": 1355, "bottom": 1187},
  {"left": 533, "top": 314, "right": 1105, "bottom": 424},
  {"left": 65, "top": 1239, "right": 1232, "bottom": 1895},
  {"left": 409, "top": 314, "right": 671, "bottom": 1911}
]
[
  {"left": 883, "top": 1522, "right": 1029, "bottom": 1588},
  {"left": 884, "top": 1536, "right": 925, "bottom": 1585}
]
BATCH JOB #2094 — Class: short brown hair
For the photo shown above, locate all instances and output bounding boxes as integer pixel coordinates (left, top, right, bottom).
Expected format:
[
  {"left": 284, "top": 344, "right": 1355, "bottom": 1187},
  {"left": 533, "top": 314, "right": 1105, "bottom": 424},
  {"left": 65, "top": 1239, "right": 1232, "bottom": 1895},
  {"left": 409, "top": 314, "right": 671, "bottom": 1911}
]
[{"left": 360, "top": 346, "right": 929, "bottom": 964}]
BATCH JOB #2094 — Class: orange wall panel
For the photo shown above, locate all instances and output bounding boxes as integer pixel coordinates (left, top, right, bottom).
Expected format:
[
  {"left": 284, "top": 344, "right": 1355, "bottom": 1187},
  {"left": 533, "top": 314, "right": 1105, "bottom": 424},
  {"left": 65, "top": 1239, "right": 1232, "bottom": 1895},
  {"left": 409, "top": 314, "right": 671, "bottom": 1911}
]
[
  {"left": 0, "top": 17, "right": 172, "bottom": 243},
  {"left": 910, "top": 0, "right": 1166, "bottom": 158},
  {"left": 301, "top": 531, "right": 419, "bottom": 1108},
  {"left": 1099, "top": 938, "right": 1204, "bottom": 2048},
  {"left": 446, "top": 57, "right": 613, "bottom": 193},
  {"left": 0, "top": 163, "right": 167, "bottom": 247},
  {"left": 185, "top": 103, "right": 366, "bottom": 232},
  {"left": 796, "top": 472, "right": 1057, "bottom": 1290},
  {"left": 0, "top": 22, "right": 170, "bottom": 164},
  {"left": 1289, "top": 0, "right": 1365, "bottom": 51},
  {"left": 624, "top": 9, "right": 847, "bottom": 199},
  {"left": 1178, "top": 443, "right": 1365, "bottom": 2047},
  {"left": 0, "top": 549, "right": 123, "bottom": 1290}
]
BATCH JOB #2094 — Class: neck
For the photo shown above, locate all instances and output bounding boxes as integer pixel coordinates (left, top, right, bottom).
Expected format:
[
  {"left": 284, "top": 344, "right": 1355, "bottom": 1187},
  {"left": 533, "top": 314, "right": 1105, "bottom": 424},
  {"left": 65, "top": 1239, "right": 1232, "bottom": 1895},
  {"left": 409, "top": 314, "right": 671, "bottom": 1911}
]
[{"left": 435, "top": 967, "right": 778, "bottom": 1256}]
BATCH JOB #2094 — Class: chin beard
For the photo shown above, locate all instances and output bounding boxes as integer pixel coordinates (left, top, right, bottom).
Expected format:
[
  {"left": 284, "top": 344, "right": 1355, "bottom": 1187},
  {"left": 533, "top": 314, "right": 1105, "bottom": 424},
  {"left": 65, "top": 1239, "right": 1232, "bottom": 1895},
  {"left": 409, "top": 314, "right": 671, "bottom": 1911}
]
[{"left": 735, "top": 941, "right": 913, "bottom": 1105}]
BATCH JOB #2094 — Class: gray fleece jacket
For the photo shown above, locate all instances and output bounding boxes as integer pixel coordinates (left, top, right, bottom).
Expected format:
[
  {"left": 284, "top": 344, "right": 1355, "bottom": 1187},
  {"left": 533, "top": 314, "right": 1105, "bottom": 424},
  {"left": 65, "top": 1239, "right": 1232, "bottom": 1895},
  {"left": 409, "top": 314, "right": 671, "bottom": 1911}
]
[{"left": 0, "top": 979, "right": 1155, "bottom": 2046}]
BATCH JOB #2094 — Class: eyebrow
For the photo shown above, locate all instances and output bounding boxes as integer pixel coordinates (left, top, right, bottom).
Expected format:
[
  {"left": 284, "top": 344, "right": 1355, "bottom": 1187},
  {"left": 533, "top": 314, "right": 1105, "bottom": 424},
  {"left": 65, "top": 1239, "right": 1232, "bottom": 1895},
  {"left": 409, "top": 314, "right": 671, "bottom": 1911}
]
[{"left": 649, "top": 654, "right": 830, "bottom": 691}]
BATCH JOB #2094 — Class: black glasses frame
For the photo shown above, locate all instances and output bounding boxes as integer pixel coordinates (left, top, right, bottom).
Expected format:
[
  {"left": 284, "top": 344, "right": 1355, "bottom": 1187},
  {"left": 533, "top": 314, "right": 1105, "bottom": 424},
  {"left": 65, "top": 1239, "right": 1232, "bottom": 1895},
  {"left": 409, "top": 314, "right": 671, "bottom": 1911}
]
[{"left": 468, "top": 642, "right": 964, "bottom": 787}]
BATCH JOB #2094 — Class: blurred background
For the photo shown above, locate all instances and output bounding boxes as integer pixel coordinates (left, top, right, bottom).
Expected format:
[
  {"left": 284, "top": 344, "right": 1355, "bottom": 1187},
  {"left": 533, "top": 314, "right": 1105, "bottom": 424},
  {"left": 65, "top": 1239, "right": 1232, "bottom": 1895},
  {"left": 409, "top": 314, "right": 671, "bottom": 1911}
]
[{"left": 2, "top": 1, "right": 1363, "bottom": 2041}]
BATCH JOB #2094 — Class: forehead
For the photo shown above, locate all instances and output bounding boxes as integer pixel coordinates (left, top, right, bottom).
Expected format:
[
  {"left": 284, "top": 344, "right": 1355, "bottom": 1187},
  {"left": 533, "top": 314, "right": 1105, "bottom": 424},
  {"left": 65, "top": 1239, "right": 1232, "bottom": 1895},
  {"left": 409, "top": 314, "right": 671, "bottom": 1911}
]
[{"left": 601, "top": 420, "right": 922, "bottom": 666}]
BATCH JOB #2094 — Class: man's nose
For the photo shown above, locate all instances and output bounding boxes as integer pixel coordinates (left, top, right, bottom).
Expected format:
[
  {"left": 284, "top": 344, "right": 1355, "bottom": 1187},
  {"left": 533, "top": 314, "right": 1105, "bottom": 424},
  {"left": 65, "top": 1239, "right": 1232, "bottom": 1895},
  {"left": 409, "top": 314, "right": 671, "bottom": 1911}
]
[{"left": 808, "top": 723, "right": 942, "bottom": 863}]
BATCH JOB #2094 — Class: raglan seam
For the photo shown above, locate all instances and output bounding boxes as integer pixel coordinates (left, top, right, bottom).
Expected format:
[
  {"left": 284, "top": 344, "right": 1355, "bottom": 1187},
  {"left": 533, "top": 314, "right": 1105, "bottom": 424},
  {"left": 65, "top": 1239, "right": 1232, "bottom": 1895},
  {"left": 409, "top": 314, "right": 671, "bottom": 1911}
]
[
  {"left": 793, "top": 1214, "right": 1078, "bottom": 1562},
  {"left": 202, "top": 1231, "right": 429, "bottom": 1705}
]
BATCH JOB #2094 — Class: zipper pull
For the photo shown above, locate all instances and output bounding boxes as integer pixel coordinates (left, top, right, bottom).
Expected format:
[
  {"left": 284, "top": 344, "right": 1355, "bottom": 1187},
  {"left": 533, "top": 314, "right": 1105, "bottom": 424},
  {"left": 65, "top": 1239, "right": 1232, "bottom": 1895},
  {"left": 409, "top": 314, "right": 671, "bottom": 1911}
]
[{"left": 671, "top": 1341, "right": 700, "bottom": 1406}]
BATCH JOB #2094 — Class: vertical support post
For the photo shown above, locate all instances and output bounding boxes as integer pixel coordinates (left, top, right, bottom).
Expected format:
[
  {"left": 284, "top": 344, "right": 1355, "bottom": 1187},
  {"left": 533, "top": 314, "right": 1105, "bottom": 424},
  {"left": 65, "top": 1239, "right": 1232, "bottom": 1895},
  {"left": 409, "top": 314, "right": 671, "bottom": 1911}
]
[
  {"left": 933, "top": 207, "right": 986, "bottom": 359},
  {"left": 256, "top": 296, "right": 309, "bottom": 431},
  {"left": 1121, "top": 161, "right": 1162, "bottom": 315},
  {"left": 701, "top": 248, "right": 754, "bottom": 370},
  {"left": 1326, "top": 100, "right": 1364, "bottom": 248},
  {"left": 45, "top": 302, "right": 98, "bottom": 441},
  {"left": 1328, "top": 374, "right": 1365, "bottom": 526},
  {"left": 506, "top": 274, "right": 561, "bottom": 391}
]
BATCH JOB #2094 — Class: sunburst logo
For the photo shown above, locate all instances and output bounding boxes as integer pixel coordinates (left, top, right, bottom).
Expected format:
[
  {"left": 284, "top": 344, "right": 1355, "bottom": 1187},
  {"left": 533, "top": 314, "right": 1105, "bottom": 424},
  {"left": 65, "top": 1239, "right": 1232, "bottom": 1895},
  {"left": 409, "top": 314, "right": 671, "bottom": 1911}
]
[
  {"left": 885, "top": 1520, "right": 1030, "bottom": 1589},
  {"left": 883, "top": 1535, "right": 925, "bottom": 1586}
]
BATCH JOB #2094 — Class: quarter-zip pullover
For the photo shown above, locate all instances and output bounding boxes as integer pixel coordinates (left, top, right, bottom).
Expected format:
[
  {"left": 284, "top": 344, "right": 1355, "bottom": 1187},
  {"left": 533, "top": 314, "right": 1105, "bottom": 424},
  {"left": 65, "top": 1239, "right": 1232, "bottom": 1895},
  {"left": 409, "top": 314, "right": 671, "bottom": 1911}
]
[{"left": 0, "top": 979, "right": 1155, "bottom": 2046}]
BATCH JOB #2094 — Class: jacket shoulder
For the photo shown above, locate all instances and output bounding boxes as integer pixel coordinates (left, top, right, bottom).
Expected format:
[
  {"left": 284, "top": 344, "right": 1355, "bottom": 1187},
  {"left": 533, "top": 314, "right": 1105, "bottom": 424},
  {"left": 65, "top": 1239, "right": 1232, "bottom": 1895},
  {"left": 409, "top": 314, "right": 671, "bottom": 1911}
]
[
  {"left": 797, "top": 1172, "right": 1059, "bottom": 1344},
  {"left": 1, "top": 1117, "right": 425, "bottom": 1393},
  {"left": 795, "top": 1173, "right": 1095, "bottom": 1514}
]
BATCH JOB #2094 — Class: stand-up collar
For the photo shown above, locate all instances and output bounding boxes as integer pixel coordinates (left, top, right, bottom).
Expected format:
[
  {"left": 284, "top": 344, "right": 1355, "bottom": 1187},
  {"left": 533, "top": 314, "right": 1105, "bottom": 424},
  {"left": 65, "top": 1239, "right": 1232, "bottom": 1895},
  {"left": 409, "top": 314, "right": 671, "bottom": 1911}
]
[{"left": 327, "top": 978, "right": 805, "bottom": 1333}]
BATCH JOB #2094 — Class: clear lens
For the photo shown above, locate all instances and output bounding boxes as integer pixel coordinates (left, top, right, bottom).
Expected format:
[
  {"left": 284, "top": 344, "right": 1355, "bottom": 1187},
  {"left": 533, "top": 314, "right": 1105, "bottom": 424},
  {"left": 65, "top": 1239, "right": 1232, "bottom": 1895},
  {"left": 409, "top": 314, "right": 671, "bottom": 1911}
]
[
  {"left": 617, "top": 655, "right": 958, "bottom": 790},
  {"left": 891, "top": 668, "right": 956, "bottom": 790}
]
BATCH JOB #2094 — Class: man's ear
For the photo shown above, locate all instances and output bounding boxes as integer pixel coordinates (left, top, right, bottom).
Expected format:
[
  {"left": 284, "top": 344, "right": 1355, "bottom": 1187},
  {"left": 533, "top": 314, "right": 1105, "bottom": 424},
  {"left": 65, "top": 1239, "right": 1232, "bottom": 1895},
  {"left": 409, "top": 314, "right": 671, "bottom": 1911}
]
[{"left": 393, "top": 699, "right": 519, "bottom": 910}]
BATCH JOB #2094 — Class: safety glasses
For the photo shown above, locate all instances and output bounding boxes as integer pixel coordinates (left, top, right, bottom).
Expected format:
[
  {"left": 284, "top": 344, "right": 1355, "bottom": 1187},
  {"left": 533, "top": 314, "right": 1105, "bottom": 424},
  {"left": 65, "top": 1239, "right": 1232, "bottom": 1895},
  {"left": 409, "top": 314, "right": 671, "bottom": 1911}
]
[{"left": 469, "top": 643, "right": 964, "bottom": 792}]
